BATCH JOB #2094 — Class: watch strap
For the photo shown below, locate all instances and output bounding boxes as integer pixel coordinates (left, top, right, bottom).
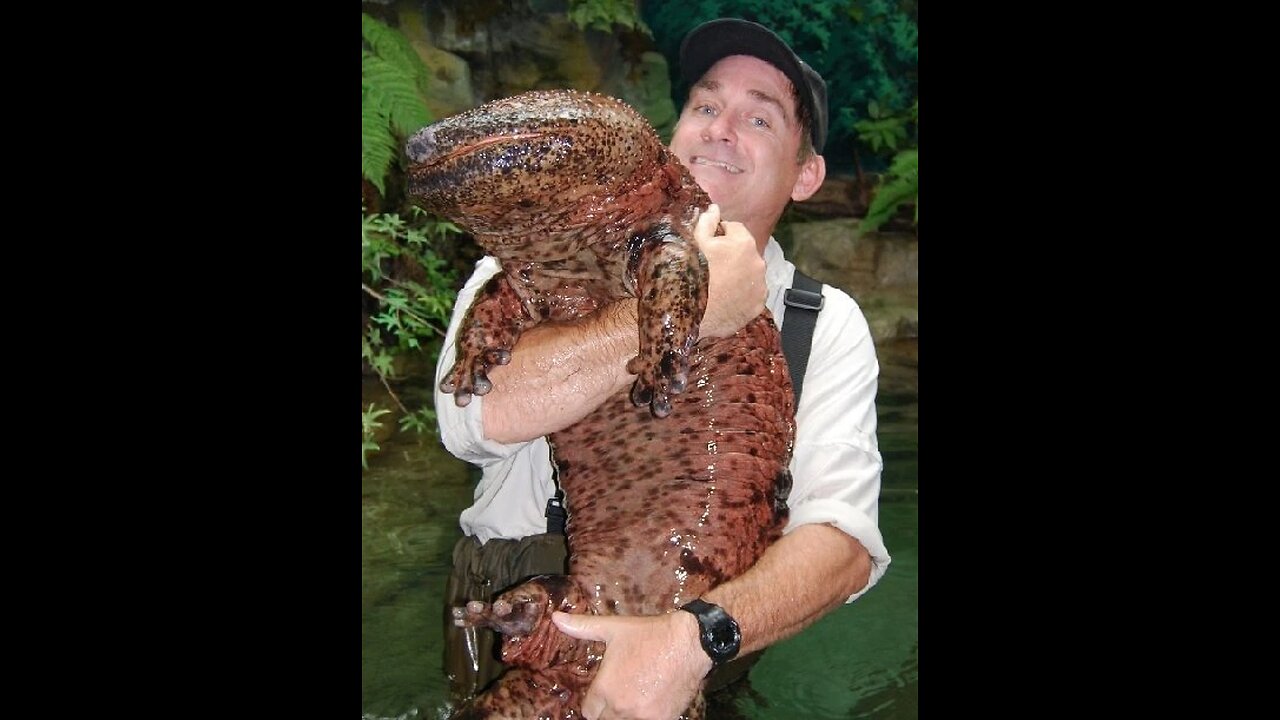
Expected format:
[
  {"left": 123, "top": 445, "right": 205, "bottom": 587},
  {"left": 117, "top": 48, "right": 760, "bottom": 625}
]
[{"left": 679, "top": 598, "right": 741, "bottom": 666}]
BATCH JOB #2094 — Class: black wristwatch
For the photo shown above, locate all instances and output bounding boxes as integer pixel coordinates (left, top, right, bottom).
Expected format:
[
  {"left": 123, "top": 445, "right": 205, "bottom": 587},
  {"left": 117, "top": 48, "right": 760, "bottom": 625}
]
[{"left": 680, "top": 598, "right": 741, "bottom": 666}]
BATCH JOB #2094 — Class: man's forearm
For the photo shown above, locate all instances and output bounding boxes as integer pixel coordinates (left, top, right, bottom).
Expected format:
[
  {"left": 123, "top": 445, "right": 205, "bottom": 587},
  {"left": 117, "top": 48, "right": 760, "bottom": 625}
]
[
  {"left": 704, "top": 523, "right": 871, "bottom": 654},
  {"left": 482, "top": 300, "right": 640, "bottom": 444}
]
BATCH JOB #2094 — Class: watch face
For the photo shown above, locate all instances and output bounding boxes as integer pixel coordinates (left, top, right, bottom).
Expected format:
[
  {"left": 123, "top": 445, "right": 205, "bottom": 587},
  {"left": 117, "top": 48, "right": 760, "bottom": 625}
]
[
  {"left": 708, "top": 623, "right": 737, "bottom": 652},
  {"left": 704, "top": 615, "right": 741, "bottom": 661},
  {"left": 683, "top": 600, "right": 740, "bottom": 664}
]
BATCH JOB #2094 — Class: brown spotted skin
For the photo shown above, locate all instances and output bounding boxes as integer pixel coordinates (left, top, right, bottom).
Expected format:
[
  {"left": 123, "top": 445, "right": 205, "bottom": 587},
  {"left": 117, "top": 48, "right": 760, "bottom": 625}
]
[
  {"left": 553, "top": 315, "right": 794, "bottom": 613},
  {"left": 408, "top": 89, "right": 708, "bottom": 416},
  {"left": 407, "top": 90, "right": 795, "bottom": 720}
]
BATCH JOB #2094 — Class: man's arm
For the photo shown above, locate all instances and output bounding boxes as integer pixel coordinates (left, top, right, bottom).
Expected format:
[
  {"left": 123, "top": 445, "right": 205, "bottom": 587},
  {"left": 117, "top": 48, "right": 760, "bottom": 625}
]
[
  {"left": 553, "top": 524, "right": 870, "bottom": 720},
  {"left": 481, "top": 299, "right": 639, "bottom": 444},
  {"left": 479, "top": 204, "right": 766, "bottom": 444},
  {"left": 706, "top": 524, "right": 870, "bottom": 652}
]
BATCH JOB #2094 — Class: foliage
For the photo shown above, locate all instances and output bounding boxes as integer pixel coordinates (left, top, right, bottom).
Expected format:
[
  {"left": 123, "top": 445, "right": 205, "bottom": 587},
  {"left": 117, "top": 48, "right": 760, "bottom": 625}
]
[
  {"left": 362, "top": 207, "right": 462, "bottom": 467},
  {"left": 568, "top": 0, "right": 651, "bottom": 35},
  {"left": 851, "top": 98, "right": 912, "bottom": 155},
  {"left": 361, "top": 13, "right": 433, "bottom": 197},
  {"left": 641, "top": 0, "right": 917, "bottom": 171},
  {"left": 861, "top": 147, "right": 916, "bottom": 232},
  {"left": 361, "top": 12, "right": 467, "bottom": 468},
  {"left": 858, "top": 97, "right": 915, "bottom": 232}
]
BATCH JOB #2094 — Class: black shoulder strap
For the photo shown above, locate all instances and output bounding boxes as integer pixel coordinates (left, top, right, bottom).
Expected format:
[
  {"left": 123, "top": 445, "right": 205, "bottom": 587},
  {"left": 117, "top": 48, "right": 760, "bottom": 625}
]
[
  {"left": 546, "top": 450, "right": 567, "bottom": 534},
  {"left": 781, "top": 270, "right": 824, "bottom": 407}
]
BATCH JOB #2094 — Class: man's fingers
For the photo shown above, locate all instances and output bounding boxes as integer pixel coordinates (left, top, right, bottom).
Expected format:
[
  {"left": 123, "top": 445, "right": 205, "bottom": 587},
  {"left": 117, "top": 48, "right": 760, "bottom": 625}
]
[
  {"left": 552, "top": 610, "right": 607, "bottom": 641},
  {"left": 695, "top": 203, "right": 721, "bottom": 239},
  {"left": 552, "top": 612, "right": 610, "bottom": 716}
]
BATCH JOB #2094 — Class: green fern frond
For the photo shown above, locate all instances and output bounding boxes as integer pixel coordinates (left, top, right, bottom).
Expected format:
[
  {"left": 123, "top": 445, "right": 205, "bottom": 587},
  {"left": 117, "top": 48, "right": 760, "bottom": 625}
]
[
  {"left": 362, "top": 92, "right": 396, "bottom": 196},
  {"left": 888, "top": 147, "right": 917, "bottom": 176},
  {"left": 362, "top": 51, "right": 431, "bottom": 137},
  {"left": 863, "top": 149, "right": 917, "bottom": 232},
  {"left": 361, "top": 13, "right": 432, "bottom": 95},
  {"left": 361, "top": 15, "right": 434, "bottom": 196}
]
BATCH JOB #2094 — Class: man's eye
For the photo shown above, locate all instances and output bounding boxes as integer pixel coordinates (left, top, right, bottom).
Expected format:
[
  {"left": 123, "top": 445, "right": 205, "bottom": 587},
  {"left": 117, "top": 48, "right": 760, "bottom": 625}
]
[
  {"left": 751, "top": 117, "right": 771, "bottom": 129},
  {"left": 696, "top": 105, "right": 716, "bottom": 116}
]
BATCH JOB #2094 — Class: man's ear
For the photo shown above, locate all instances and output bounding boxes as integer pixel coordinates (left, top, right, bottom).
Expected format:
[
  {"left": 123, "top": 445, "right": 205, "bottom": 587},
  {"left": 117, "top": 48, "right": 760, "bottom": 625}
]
[{"left": 790, "top": 154, "right": 827, "bottom": 202}]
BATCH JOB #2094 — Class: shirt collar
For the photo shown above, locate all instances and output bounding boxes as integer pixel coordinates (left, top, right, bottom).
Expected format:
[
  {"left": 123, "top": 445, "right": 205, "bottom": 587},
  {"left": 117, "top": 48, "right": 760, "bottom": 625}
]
[{"left": 763, "top": 236, "right": 793, "bottom": 312}]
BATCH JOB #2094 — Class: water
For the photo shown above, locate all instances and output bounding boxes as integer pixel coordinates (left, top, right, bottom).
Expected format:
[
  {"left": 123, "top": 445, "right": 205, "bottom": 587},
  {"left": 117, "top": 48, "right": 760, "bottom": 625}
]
[
  {"left": 361, "top": 384, "right": 918, "bottom": 719},
  {"left": 726, "top": 497, "right": 917, "bottom": 719}
]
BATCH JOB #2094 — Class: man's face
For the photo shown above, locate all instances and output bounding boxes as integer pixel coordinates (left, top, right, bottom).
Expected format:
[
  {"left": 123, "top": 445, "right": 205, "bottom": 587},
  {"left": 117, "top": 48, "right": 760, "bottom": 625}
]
[{"left": 670, "top": 55, "right": 810, "bottom": 236}]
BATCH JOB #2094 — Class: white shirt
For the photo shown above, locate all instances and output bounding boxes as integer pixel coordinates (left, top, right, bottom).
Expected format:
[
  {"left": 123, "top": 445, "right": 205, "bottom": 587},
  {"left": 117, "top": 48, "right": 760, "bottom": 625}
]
[{"left": 435, "top": 238, "right": 891, "bottom": 602}]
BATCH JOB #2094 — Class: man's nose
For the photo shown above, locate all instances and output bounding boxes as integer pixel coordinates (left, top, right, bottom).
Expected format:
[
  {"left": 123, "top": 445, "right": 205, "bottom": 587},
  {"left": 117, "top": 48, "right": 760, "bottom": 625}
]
[{"left": 702, "top": 113, "right": 736, "bottom": 145}]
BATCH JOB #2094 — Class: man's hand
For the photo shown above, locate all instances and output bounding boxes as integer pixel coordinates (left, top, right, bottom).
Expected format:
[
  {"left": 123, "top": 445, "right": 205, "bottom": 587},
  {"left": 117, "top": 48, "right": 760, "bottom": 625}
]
[
  {"left": 695, "top": 204, "right": 767, "bottom": 339},
  {"left": 552, "top": 610, "right": 713, "bottom": 720}
]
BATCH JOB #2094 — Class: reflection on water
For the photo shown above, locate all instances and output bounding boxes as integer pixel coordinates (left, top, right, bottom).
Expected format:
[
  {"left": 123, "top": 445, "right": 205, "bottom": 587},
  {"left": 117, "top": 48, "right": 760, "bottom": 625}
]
[{"left": 362, "top": 384, "right": 917, "bottom": 719}]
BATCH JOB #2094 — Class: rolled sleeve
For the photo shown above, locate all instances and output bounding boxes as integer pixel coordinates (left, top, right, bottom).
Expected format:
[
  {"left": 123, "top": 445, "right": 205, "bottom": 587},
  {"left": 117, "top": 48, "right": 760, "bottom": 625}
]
[
  {"left": 781, "top": 288, "right": 891, "bottom": 603},
  {"left": 786, "top": 442, "right": 890, "bottom": 602}
]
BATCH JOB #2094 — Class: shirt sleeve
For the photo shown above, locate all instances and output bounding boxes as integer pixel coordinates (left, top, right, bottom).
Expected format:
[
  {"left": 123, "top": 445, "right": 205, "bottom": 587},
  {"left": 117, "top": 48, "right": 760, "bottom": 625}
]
[
  {"left": 782, "top": 289, "right": 892, "bottom": 603},
  {"left": 434, "top": 257, "right": 534, "bottom": 467}
]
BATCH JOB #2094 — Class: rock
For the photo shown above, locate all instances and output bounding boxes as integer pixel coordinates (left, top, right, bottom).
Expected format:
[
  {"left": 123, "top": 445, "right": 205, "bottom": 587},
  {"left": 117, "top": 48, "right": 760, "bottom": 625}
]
[
  {"left": 792, "top": 174, "right": 867, "bottom": 219},
  {"left": 395, "top": 3, "right": 476, "bottom": 119},
  {"left": 780, "top": 218, "right": 918, "bottom": 397},
  {"left": 401, "top": 0, "right": 677, "bottom": 135}
]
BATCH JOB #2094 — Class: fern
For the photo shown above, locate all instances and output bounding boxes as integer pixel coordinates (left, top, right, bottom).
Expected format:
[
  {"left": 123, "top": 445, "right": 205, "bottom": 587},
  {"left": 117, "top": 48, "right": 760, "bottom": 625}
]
[
  {"left": 361, "top": 14, "right": 431, "bottom": 95},
  {"left": 568, "top": 0, "right": 651, "bottom": 35},
  {"left": 862, "top": 148, "right": 917, "bottom": 232},
  {"left": 361, "top": 14, "right": 433, "bottom": 198},
  {"left": 362, "top": 91, "right": 397, "bottom": 196}
]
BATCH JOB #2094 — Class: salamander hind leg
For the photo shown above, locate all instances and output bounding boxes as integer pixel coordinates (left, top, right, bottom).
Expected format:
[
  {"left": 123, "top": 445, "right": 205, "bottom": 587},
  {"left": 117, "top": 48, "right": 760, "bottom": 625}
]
[{"left": 451, "top": 574, "right": 590, "bottom": 669}]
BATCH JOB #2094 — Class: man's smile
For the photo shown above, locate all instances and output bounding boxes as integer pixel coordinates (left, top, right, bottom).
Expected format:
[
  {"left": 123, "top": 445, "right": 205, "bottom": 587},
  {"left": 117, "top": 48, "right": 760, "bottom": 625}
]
[{"left": 688, "top": 155, "right": 744, "bottom": 174}]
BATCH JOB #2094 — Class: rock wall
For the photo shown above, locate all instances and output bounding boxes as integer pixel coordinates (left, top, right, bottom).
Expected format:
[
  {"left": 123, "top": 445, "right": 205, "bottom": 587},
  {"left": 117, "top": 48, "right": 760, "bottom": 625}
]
[
  {"left": 780, "top": 218, "right": 918, "bottom": 398},
  {"left": 385, "top": 0, "right": 678, "bottom": 137}
]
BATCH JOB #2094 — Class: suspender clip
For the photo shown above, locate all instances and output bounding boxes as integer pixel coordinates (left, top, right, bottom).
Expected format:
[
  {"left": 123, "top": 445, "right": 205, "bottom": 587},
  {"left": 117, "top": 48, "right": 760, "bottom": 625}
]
[
  {"left": 545, "top": 494, "right": 567, "bottom": 534},
  {"left": 783, "top": 288, "right": 824, "bottom": 311}
]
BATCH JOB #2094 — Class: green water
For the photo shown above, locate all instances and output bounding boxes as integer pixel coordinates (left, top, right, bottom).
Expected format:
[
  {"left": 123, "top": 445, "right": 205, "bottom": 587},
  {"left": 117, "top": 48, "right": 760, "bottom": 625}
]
[{"left": 361, "top": 391, "right": 918, "bottom": 720}]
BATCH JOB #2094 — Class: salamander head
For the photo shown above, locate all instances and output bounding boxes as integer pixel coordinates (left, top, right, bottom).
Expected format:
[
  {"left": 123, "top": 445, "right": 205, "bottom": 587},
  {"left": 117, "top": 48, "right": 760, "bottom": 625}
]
[{"left": 405, "top": 89, "right": 667, "bottom": 237}]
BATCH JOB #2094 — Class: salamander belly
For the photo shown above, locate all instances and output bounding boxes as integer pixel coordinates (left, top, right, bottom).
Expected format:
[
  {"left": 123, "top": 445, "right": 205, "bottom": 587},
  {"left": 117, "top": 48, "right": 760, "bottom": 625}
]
[{"left": 548, "top": 314, "right": 795, "bottom": 618}]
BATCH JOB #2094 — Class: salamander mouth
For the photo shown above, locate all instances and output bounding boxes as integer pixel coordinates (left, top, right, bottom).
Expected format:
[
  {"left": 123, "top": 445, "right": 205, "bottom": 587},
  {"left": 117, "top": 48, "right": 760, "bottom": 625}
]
[{"left": 409, "top": 130, "right": 546, "bottom": 171}]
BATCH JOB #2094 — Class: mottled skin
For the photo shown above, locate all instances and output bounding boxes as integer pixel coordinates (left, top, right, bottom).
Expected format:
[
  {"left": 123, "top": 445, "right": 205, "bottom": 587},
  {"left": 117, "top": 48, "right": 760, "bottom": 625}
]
[{"left": 406, "top": 90, "right": 795, "bottom": 720}]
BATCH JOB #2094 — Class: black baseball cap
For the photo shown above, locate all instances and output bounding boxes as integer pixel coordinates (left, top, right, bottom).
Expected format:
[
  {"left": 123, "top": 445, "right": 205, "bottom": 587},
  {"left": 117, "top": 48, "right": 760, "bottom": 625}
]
[{"left": 679, "top": 18, "right": 828, "bottom": 153}]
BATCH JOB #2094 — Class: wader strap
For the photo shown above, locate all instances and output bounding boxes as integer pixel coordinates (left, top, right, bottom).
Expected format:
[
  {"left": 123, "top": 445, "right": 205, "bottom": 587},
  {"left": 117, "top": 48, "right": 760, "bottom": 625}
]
[
  {"left": 546, "top": 440, "right": 567, "bottom": 534},
  {"left": 781, "top": 270, "right": 824, "bottom": 407}
]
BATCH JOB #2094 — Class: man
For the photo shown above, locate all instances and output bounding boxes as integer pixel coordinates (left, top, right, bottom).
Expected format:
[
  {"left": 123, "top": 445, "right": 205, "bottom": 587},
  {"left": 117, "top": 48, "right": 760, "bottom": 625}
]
[{"left": 436, "top": 18, "right": 890, "bottom": 720}]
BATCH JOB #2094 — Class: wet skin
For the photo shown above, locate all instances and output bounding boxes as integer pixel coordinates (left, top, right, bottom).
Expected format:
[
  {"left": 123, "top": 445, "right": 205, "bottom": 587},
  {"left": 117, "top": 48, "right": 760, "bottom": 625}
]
[{"left": 407, "top": 90, "right": 795, "bottom": 720}]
